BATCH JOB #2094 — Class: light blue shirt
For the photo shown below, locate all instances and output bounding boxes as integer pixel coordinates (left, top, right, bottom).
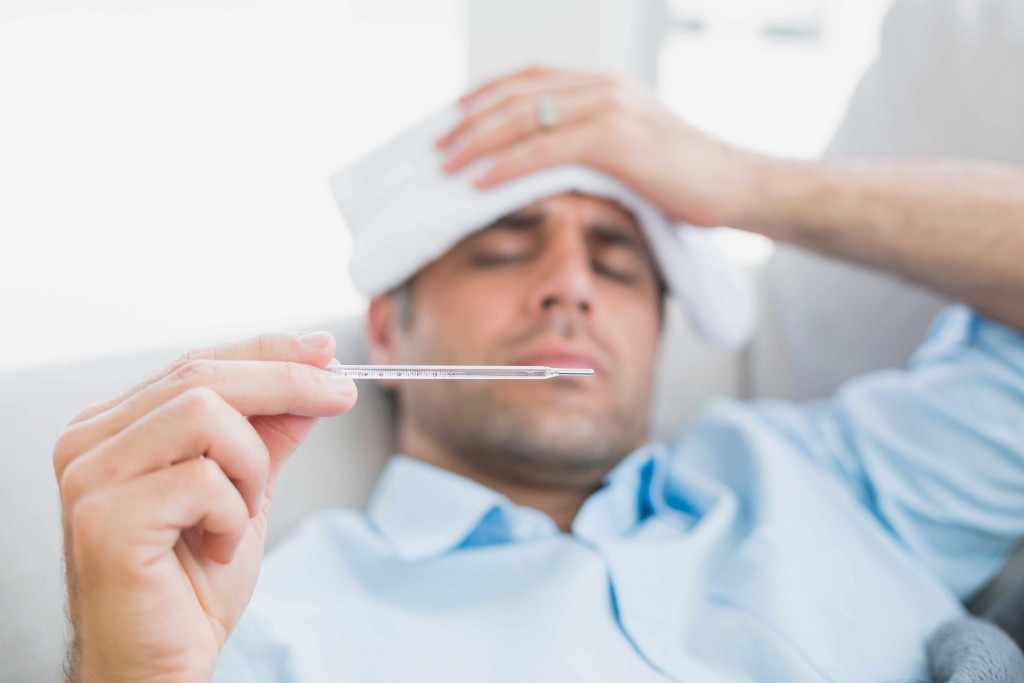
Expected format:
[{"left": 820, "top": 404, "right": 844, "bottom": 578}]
[{"left": 215, "top": 306, "right": 1024, "bottom": 682}]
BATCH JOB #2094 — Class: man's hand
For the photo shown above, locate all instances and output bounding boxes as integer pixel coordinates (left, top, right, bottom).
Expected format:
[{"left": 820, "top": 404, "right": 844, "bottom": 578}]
[
  {"left": 441, "top": 65, "right": 1024, "bottom": 329},
  {"left": 53, "top": 332, "right": 357, "bottom": 683},
  {"left": 436, "top": 65, "right": 760, "bottom": 228}
]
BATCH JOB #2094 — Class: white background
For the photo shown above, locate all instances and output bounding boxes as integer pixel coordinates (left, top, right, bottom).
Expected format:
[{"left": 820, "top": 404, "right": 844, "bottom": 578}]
[{"left": 1, "top": 0, "right": 891, "bottom": 372}]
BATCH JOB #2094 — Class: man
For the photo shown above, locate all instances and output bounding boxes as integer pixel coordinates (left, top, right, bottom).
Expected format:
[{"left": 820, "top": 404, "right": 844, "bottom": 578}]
[{"left": 53, "top": 67, "right": 1024, "bottom": 682}]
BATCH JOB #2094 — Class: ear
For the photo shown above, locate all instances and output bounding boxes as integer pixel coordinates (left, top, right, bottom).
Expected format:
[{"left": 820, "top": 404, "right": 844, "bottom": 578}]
[
  {"left": 366, "top": 294, "right": 403, "bottom": 392},
  {"left": 367, "top": 294, "right": 400, "bottom": 364}
]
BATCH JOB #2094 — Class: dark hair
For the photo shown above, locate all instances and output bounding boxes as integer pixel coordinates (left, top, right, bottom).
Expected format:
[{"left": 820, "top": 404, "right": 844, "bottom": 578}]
[{"left": 380, "top": 278, "right": 416, "bottom": 423}]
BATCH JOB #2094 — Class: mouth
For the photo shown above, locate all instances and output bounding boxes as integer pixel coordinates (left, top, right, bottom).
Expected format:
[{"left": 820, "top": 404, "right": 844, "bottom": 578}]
[{"left": 512, "top": 348, "right": 603, "bottom": 376}]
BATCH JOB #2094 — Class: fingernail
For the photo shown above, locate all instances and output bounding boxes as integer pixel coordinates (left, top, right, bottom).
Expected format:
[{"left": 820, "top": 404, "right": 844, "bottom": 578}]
[
  {"left": 300, "top": 331, "right": 332, "bottom": 350},
  {"left": 329, "top": 373, "right": 357, "bottom": 399}
]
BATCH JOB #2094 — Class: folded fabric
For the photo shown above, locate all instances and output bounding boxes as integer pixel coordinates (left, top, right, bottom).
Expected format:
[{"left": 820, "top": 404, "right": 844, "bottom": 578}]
[
  {"left": 928, "top": 617, "right": 1024, "bottom": 683},
  {"left": 329, "top": 105, "right": 755, "bottom": 349}
]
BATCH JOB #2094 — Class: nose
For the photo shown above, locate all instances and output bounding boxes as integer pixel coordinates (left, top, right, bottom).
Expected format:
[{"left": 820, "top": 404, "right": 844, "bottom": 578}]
[{"left": 528, "top": 239, "right": 595, "bottom": 320}]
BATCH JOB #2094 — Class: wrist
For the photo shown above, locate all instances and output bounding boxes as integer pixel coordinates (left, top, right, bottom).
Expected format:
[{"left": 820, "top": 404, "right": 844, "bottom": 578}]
[
  {"left": 730, "top": 154, "right": 823, "bottom": 242},
  {"left": 74, "top": 655, "right": 208, "bottom": 683}
]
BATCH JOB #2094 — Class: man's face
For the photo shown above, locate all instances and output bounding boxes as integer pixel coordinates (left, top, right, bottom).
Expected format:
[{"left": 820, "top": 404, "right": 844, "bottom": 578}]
[{"left": 371, "top": 192, "right": 663, "bottom": 487}]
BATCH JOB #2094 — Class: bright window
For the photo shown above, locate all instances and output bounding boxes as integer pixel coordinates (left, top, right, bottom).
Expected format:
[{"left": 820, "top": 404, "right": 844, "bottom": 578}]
[
  {"left": 657, "top": 0, "right": 892, "bottom": 264},
  {"left": 0, "top": 0, "right": 465, "bottom": 372}
]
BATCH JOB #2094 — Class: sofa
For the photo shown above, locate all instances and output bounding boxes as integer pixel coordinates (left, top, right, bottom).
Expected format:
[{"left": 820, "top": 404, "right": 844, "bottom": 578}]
[{"left": 2, "top": 0, "right": 1022, "bottom": 680}]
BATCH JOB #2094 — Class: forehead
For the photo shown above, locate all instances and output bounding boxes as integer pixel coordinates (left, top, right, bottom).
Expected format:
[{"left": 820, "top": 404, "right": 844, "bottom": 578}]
[
  {"left": 445, "top": 190, "right": 666, "bottom": 287},
  {"left": 498, "top": 192, "right": 643, "bottom": 232}
]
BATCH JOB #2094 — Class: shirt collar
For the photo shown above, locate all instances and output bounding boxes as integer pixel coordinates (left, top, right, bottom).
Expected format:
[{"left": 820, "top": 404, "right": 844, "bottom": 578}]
[
  {"left": 572, "top": 443, "right": 666, "bottom": 539},
  {"left": 366, "top": 455, "right": 509, "bottom": 560},
  {"left": 366, "top": 447, "right": 670, "bottom": 560}
]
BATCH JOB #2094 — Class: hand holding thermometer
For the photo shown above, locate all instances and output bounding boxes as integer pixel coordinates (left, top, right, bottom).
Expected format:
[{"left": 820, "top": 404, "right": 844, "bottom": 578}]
[{"left": 325, "top": 359, "right": 594, "bottom": 380}]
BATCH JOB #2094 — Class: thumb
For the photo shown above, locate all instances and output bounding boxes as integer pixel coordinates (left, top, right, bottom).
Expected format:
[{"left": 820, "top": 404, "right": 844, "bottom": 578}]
[{"left": 249, "top": 414, "right": 320, "bottom": 484}]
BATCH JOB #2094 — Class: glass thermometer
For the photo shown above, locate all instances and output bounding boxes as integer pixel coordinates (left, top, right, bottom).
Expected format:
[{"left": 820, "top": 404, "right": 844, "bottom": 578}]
[{"left": 325, "top": 359, "right": 594, "bottom": 380}]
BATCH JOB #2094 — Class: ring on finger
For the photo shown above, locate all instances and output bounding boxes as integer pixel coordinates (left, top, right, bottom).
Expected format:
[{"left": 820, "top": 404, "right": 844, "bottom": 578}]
[{"left": 535, "top": 95, "right": 561, "bottom": 131}]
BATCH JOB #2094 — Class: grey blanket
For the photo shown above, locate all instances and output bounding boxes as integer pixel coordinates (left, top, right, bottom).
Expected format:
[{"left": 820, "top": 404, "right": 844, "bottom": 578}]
[{"left": 928, "top": 618, "right": 1024, "bottom": 683}]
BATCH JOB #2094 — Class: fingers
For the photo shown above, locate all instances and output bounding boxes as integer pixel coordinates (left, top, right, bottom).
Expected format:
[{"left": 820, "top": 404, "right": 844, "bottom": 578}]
[
  {"left": 455, "top": 65, "right": 602, "bottom": 115},
  {"left": 71, "top": 456, "right": 250, "bottom": 576},
  {"left": 440, "top": 85, "right": 617, "bottom": 174},
  {"left": 67, "top": 331, "right": 336, "bottom": 427},
  {"left": 54, "top": 352, "right": 356, "bottom": 480},
  {"left": 473, "top": 123, "right": 597, "bottom": 189},
  {"left": 455, "top": 64, "right": 553, "bottom": 111},
  {"left": 440, "top": 73, "right": 611, "bottom": 148},
  {"left": 60, "top": 387, "right": 270, "bottom": 520},
  {"left": 248, "top": 413, "right": 319, "bottom": 483}
]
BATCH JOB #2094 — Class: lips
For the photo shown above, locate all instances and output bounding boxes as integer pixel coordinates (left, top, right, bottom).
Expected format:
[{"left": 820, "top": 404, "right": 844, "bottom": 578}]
[{"left": 514, "top": 348, "right": 602, "bottom": 374}]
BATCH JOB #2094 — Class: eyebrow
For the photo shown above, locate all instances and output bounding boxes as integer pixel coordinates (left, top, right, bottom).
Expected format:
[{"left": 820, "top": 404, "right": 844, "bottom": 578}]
[
  {"left": 587, "top": 224, "right": 645, "bottom": 252},
  {"left": 487, "top": 211, "right": 643, "bottom": 245},
  {"left": 486, "top": 210, "right": 546, "bottom": 231}
]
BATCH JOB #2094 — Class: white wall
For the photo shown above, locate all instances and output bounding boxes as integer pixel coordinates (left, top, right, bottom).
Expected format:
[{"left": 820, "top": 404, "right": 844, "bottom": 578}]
[
  {"left": 1, "top": 0, "right": 890, "bottom": 376},
  {"left": 0, "top": 0, "right": 466, "bottom": 373},
  {"left": 467, "top": 0, "right": 666, "bottom": 85}
]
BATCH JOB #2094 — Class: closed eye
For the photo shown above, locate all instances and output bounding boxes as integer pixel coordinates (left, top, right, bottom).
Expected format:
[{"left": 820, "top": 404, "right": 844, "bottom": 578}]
[
  {"left": 471, "top": 251, "right": 529, "bottom": 267},
  {"left": 593, "top": 258, "right": 639, "bottom": 284}
]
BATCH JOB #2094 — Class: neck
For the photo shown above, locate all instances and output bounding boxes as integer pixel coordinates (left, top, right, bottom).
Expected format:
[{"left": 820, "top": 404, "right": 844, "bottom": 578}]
[{"left": 398, "top": 420, "right": 603, "bottom": 533}]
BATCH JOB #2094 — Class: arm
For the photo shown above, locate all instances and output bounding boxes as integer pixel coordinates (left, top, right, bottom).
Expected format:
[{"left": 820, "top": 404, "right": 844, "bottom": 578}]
[
  {"left": 759, "top": 305, "right": 1024, "bottom": 598},
  {"left": 439, "top": 67, "right": 1024, "bottom": 597},
  {"left": 439, "top": 66, "right": 1024, "bottom": 328},
  {"left": 739, "top": 158, "right": 1024, "bottom": 328}
]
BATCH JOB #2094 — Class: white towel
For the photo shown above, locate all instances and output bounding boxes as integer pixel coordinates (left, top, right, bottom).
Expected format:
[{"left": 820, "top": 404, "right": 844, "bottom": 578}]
[{"left": 330, "top": 106, "right": 755, "bottom": 349}]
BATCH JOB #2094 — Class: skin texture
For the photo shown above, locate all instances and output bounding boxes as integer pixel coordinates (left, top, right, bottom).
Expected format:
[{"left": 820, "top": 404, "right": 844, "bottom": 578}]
[{"left": 367, "top": 193, "right": 663, "bottom": 530}]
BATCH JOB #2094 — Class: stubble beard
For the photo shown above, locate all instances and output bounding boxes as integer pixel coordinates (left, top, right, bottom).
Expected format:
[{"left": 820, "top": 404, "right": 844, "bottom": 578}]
[{"left": 402, "top": 376, "right": 651, "bottom": 491}]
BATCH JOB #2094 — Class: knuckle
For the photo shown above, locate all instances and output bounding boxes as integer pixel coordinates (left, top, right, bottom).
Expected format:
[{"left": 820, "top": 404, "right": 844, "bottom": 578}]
[
  {"left": 253, "top": 438, "right": 272, "bottom": 478},
  {"left": 170, "top": 359, "right": 217, "bottom": 386},
  {"left": 170, "top": 347, "right": 206, "bottom": 371},
  {"left": 52, "top": 428, "right": 82, "bottom": 476},
  {"left": 194, "top": 456, "right": 226, "bottom": 492},
  {"left": 176, "top": 385, "right": 224, "bottom": 419},
  {"left": 67, "top": 401, "right": 101, "bottom": 426},
  {"left": 254, "top": 332, "right": 282, "bottom": 360},
  {"left": 285, "top": 334, "right": 305, "bottom": 357},
  {"left": 237, "top": 423, "right": 271, "bottom": 473},
  {"left": 282, "top": 360, "right": 306, "bottom": 389},
  {"left": 462, "top": 109, "right": 488, "bottom": 131},
  {"left": 58, "top": 460, "right": 86, "bottom": 510}
]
